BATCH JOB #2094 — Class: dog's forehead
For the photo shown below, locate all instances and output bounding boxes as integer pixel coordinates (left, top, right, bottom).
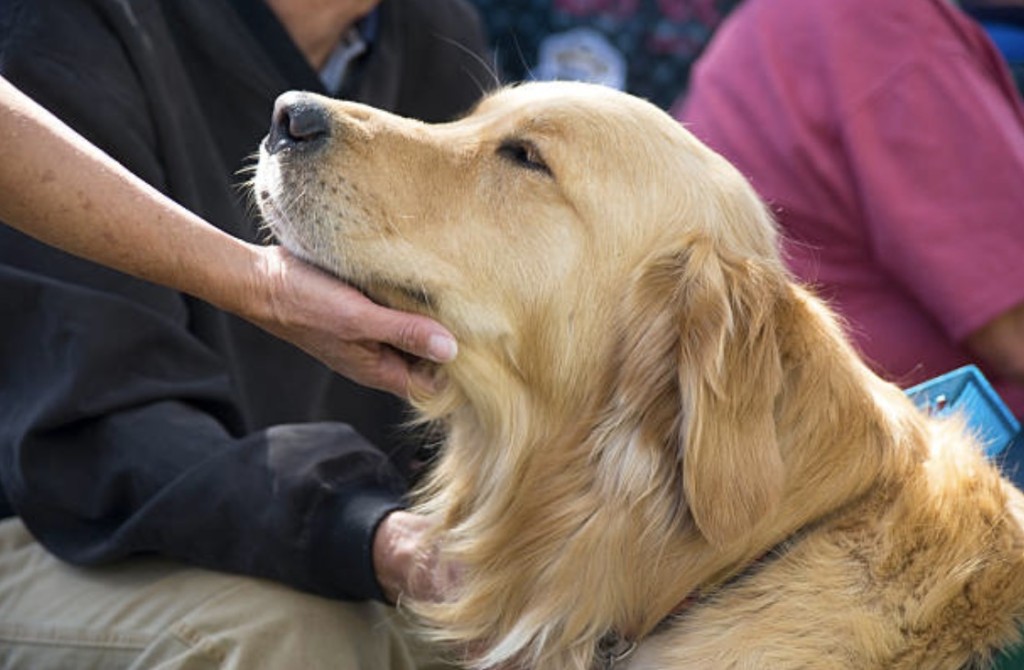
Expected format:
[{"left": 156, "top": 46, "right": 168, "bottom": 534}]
[{"left": 469, "top": 82, "right": 655, "bottom": 132}]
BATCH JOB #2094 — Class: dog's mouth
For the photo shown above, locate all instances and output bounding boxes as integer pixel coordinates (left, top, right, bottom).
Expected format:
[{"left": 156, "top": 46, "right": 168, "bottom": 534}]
[
  {"left": 332, "top": 271, "right": 437, "bottom": 316},
  {"left": 368, "top": 281, "right": 437, "bottom": 312}
]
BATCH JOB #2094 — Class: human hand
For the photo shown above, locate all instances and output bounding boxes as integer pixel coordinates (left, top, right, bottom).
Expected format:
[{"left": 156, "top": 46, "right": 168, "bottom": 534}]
[
  {"left": 372, "top": 510, "right": 459, "bottom": 605},
  {"left": 246, "top": 245, "right": 457, "bottom": 396}
]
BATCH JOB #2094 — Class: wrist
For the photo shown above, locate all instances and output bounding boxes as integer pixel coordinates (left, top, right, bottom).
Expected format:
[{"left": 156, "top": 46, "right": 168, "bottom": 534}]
[
  {"left": 227, "top": 243, "right": 293, "bottom": 331},
  {"left": 171, "top": 232, "right": 272, "bottom": 322}
]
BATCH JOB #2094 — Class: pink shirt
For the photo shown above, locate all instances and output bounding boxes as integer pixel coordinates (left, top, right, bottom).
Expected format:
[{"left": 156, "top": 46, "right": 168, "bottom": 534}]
[{"left": 677, "top": 0, "right": 1024, "bottom": 416}]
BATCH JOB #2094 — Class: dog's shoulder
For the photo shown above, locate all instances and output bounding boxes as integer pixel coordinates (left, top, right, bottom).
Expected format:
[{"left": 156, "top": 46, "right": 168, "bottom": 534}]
[{"left": 630, "top": 419, "right": 1024, "bottom": 669}]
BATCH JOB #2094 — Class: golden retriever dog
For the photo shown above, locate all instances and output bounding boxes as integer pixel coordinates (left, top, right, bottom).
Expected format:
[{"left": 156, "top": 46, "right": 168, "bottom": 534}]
[{"left": 254, "top": 82, "right": 1024, "bottom": 669}]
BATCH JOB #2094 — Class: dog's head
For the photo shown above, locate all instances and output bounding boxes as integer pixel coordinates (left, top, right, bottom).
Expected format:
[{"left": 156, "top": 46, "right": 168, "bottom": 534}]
[
  {"left": 256, "top": 81, "right": 789, "bottom": 546},
  {"left": 255, "top": 82, "right": 813, "bottom": 666}
]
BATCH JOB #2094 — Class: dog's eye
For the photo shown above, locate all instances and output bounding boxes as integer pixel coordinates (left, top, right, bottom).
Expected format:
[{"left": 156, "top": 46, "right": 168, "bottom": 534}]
[{"left": 497, "top": 139, "right": 552, "bottom": 176}]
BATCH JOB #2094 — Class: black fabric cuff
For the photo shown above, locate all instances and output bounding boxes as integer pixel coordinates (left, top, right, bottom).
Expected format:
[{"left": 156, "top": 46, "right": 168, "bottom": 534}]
[{"left": 310, "top": 484, "right": 406, "bottom": 602}]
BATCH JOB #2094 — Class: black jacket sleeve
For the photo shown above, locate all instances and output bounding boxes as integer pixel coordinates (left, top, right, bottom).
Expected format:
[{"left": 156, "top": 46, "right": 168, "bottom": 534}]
[{"left": 0, "top": 0, "right": 412, "bottom": 602}]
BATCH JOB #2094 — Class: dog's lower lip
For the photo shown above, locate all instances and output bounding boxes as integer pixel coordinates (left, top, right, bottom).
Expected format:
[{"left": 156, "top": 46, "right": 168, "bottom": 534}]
[{"left": 259, "top": 198, "right": 317, "bottom": 264}]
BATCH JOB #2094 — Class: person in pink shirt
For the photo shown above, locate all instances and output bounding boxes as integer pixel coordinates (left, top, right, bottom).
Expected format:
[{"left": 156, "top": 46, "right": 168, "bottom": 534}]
[{"left": 675, "top": 0, "right": 1024, "bottom": 419}]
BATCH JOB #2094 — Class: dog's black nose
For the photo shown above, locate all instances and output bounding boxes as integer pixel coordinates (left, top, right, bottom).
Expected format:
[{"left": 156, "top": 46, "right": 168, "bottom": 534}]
[{"left": 265, "top": 92, "right": 330, "bottom": 155}]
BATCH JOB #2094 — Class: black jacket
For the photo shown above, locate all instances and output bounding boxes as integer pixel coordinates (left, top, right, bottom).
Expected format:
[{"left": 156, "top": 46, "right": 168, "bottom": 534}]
[{"left": 0, "top": 0, "right": 490, "bottom": 601}]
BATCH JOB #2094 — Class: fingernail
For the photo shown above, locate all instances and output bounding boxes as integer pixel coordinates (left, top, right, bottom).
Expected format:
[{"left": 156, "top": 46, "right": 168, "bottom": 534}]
[{"left": 427, "top": 334, "right": 458, "bottom": 363}]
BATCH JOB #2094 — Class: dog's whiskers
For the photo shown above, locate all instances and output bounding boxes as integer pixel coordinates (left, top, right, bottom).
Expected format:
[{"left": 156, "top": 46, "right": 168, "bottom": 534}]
[{"left": 437, "top": 35, "right": 502, "bottom": 97}]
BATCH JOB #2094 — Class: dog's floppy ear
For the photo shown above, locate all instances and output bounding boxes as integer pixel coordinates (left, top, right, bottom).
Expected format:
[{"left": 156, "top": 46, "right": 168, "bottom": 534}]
[{"left": 616, "top": 234, "right": 786, "bottom": 548}]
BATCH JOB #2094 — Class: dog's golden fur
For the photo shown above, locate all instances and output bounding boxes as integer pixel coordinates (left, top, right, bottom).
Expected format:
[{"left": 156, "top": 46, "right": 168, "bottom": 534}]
[{"left": 255, "top": 82, "right": 1024, "bottom": 669}]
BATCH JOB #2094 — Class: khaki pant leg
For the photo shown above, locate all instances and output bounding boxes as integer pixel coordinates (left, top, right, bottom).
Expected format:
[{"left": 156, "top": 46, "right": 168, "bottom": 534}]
[{"left": 0, "top": 518, "right": 454, "bottom": 670}]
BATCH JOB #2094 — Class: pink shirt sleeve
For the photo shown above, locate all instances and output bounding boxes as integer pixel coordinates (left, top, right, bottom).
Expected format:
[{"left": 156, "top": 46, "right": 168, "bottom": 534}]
[{"left": 843, "top": 51, "right": 1024, "bottom": 342}]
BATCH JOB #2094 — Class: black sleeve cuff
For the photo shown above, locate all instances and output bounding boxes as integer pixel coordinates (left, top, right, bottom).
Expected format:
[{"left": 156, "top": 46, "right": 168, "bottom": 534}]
[{"left": 309, "top": 483, "right": 407, "bottom": 602}]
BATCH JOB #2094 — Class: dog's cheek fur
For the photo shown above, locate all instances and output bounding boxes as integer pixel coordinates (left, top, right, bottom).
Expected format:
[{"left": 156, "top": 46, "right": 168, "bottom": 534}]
[{"left": 617, "top": 234, "right": 787, "bottom": 548}]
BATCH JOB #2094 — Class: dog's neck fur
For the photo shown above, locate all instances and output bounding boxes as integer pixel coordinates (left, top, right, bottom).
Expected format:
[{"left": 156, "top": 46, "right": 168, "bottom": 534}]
[{"left": 409, "top": 278, "right": 927, "bottom": 670}]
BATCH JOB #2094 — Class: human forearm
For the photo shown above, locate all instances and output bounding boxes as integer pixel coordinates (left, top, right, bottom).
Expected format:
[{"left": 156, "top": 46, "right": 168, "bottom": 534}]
[
  {"left": 0, "top": 75, "right": 260, "bottom": 310},
  {"left": 10, "top": 423, "right": 408, "bottom": 602},
  {"left": 966, "top": 302, "right": 1024, "bottom": 385},
  {"left": 0, "top": 323, "right": 407, "bottom": 602}
]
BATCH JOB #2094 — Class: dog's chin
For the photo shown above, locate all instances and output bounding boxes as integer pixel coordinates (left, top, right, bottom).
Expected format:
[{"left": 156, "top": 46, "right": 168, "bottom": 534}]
[
  {"left": 258, "top": 189, "right": 439, "bottom": 322},
  {"left": 257, "top": 198, "right": 317, "bottom": 264}
]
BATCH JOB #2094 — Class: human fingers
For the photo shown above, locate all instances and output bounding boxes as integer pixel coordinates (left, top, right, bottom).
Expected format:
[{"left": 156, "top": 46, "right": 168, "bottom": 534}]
[
  {"left": 351, "top": 298, "right": 458, "bottom": 365},
  {"left": 353, "top": 342, "right": 438, "bottom": 397},
  {"left": 266, "top": 246, "right": 457, "bottom": 364}
]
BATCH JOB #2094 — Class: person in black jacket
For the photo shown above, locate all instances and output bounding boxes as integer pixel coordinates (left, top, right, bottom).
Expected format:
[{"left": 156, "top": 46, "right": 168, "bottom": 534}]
[{"left": 0, "top": 0, "right": 492, "bottom": 666}]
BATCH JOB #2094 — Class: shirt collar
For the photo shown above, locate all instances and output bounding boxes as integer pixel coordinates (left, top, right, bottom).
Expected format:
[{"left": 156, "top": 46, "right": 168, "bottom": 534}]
[{"left": 318, "top": 8, "right": 379, "bottom": 95}]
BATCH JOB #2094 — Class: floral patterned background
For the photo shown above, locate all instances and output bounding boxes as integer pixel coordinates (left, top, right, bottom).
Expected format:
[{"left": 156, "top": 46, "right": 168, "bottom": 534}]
[{"left": 469, "top": 0, "right": 743, "bottom": 109}]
